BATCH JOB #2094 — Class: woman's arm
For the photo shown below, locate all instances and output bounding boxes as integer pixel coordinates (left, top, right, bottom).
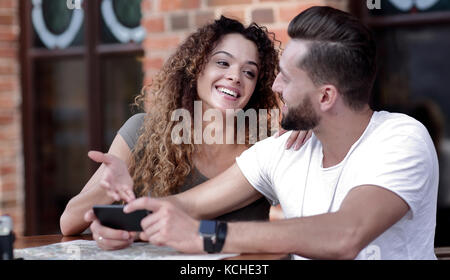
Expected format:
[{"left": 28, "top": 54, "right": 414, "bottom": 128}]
[{"left": 59, "top": 134, "right": 131, "bottom": 236}]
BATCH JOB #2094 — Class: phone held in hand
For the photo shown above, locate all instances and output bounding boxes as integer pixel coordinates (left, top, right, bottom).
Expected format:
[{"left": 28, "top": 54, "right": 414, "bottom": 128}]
[{"left": 93, "top": 205, "right": 151, "bottom": 232}]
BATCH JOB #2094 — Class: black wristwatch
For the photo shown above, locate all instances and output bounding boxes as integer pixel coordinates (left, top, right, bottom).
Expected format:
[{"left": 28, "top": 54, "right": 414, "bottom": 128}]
[{"left": 198, "top": 220, "right": 227, "bottom": 253}]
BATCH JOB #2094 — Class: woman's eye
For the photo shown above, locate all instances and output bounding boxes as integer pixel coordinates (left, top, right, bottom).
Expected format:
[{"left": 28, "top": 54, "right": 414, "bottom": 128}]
[
  {"left": 244, "top": 71, "right": 256, "bottom": 79},
  {"left": 216, "top": 61, "right": 229, "bottom": 67}
]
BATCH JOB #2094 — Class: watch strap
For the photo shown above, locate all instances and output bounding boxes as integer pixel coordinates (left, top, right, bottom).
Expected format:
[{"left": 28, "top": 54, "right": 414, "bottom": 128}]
[
  {"left": 214, "top": 221, "right": 227, "bottom": 253},
  {"left": 203, "top": 235, "right": 215, "bottom": 253}
]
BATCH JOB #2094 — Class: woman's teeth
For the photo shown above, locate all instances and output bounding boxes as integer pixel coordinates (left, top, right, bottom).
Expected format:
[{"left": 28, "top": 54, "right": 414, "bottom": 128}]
[{"left": 217, "top": 87, "right": 238, "bottom": 98}]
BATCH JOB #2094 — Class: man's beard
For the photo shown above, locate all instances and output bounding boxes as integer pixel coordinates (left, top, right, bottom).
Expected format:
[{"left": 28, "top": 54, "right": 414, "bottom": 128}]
[{"left": 281, "top": 95, "right": 320, "bottom": 131}]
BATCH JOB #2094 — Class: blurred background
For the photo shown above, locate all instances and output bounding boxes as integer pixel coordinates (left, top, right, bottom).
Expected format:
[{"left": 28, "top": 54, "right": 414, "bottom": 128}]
[{"left": 0, "top": 0, "right": 449, "bottom": 246}]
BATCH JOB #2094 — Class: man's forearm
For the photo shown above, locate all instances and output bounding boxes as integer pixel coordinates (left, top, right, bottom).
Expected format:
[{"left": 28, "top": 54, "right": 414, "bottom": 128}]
[{"left": 222, "top": 212, "right": 360, "bottom": 259}]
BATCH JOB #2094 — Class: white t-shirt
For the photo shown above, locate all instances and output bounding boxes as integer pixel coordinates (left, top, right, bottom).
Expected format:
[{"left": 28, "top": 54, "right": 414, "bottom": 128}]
[{"left": 236, "top": 111, "right": 439, "bottom": 260}]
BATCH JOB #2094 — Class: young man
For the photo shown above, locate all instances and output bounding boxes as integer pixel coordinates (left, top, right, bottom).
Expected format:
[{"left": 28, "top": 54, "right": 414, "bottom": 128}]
[{"left": 88, "top": 6, "right": 439, "bottom": 259}]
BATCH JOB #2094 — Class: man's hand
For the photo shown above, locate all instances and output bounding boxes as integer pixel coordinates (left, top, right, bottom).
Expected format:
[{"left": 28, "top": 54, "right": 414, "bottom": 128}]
[
  {"left": 124, "top": 197, "right": 203, "bottom": 254},
  {"left": 88, "top": 151, "right": 135, "bottom": 203}
]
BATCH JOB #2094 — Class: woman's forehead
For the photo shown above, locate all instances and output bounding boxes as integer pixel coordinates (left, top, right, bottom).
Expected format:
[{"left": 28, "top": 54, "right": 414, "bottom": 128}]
[{"left": 212, "top": 34, "right": 259, "bottom": 61}]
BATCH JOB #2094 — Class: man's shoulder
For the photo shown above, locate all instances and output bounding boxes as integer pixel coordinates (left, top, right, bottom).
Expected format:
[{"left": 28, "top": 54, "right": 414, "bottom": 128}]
[
  {"left": 374, "top": 111, "right": 427, "bottom": 131},
  {"left": 371, "top": 111, "right": 431, "bottom": 141},
  {"left": 362, "top": 111, "right": 437, "bottom": 162}
]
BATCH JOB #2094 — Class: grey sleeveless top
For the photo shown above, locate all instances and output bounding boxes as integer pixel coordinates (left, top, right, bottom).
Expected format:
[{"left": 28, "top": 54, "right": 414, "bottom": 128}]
[{"left": 118, "top": 113, "right": 270, "bottom": 222}]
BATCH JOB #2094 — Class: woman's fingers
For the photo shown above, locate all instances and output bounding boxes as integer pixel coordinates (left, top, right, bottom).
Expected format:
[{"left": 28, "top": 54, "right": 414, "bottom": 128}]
[
  {"left": 92, "top": 232, "right": 134, "bottom": 251},
  {"left": 281, "top": 130, "right": 313, "bottom": 150},
  {"left": 285, "top": 130, "right": 300, "bottom": 149}
]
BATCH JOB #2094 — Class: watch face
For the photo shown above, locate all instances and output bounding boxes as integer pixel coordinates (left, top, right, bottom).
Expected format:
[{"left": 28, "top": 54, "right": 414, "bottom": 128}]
[{"left": 199, "top": 220, "right": 216, "bottom": 235}]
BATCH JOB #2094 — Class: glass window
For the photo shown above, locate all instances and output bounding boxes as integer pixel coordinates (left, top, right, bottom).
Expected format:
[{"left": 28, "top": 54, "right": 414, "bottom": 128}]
[
  {"left": 369, "top": 0, "right": 450, "bottom": 16},
  {"left": 34, "top": 59, "right": 89, "bottom": 234},
  {"left": 101, "top": 55, "right": 144, "bottom": 146},
  {"left": 100, "top": 0, "right": 146, "bottom": 44},
  {"left": 32, "top": 0, "right": 84, "bottom": 49}
]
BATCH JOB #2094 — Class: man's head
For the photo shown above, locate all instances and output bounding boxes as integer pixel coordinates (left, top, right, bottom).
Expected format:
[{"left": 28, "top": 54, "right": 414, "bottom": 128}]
[{"left": 273, "top": 6, "right": 377, "bottom": 131}]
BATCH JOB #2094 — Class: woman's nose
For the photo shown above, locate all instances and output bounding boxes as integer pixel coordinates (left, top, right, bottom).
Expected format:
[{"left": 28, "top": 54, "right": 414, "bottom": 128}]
[{"left": 226, "top": 68, "right": 240, "bottom": 84}]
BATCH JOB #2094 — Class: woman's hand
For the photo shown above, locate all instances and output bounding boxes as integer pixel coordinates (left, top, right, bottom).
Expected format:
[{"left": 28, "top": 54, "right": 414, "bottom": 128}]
[
  {"left": 276, "top": 129, "right": 312, "bottom": 150},
  {"left": 124, "top": 197, "right": 203, "bottom": 254},
  {"left": 88, "top": 151, "right": 135, "bottom": 203},
  {"left": 84, "top": 209, "right": 137, "bottom": 250}
]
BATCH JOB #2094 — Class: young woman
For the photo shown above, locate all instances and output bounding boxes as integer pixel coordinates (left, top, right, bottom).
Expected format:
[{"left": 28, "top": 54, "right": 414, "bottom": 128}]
[{"left": 61, "top": 16, "right": 308, "bottom": 249}]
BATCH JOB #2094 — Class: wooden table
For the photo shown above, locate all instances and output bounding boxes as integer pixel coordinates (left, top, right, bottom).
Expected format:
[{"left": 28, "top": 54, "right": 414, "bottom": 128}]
[
  {"left": 14, "top": 234, "right": 289, "bottom": 260},
  {"left": 435, "top": 247, "right": 450, "bottom": 260},
  {"left": 15, "top": 234, "right": 450, "bottom": 260}
]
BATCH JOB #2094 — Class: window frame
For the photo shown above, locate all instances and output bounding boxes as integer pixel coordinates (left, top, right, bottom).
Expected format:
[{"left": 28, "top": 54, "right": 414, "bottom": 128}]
[
  {"left": 19, "top": 0, "right": 144, "bottom": 235},
  {"left": 350, "top": 0, "right": 450, "bottom": 27}
]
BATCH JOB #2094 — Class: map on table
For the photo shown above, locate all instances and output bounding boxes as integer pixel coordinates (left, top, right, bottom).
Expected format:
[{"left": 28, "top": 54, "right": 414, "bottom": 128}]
[{"left": 14, "top": 240, "right": 238, "bottom": 260}]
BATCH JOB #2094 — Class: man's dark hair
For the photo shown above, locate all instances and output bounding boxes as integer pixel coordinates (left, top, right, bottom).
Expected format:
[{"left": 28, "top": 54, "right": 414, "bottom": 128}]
[{"left": 288, "top": 6, "right": 377, "bottom": 110}]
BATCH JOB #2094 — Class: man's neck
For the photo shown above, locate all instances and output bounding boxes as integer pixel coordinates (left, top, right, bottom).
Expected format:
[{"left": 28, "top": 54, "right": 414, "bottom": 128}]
[{"left": 315, "top": 107, "right": 374, "bottom": 168}]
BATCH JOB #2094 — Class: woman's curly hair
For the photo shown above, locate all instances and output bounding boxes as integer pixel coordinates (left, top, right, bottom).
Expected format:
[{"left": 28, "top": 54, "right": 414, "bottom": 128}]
[{"left": 129, "top": 16, "right": 281, "bottom": 197}]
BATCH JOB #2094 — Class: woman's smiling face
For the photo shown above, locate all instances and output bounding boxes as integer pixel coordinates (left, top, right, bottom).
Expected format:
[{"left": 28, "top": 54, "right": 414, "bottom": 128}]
[{"left": 196, "top": 33, "right": 260, "bottom": 113}]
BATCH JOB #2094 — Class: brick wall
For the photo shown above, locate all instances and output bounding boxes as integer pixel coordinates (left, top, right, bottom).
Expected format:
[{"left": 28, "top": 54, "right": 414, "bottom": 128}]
[
  {"left": 0, "top": 0, "right": 23, "bottom": 235},
  {"left": 140, "top": 0, "right": 350, "bottom": 86}
]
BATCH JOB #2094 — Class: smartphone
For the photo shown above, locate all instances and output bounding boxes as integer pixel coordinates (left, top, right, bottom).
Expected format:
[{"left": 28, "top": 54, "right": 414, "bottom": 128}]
[{"left": 93, "top": 205, "right": 151, "bottom": 232}]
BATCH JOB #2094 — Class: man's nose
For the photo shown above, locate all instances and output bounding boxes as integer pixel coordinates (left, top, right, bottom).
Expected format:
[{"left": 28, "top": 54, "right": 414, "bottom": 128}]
[{"left": 272, "top": 74, "right": 282, "bottom": 93}]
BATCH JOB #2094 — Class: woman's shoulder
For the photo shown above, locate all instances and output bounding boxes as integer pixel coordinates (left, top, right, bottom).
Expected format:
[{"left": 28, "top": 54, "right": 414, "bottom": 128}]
[{"left": 118, "top": 113, "right": 146, "bottom": 150}]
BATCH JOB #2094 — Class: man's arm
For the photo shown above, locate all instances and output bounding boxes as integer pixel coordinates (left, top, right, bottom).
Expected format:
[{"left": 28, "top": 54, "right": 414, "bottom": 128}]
[
  {"left": 168, "top": 163, "right": 264, "bottom": 220},
  {"left": 126, "top": 182, "right": 408, "bottom": 258},
  {"left": 223, "top": 184, "right": 409, "bottom": 259}
]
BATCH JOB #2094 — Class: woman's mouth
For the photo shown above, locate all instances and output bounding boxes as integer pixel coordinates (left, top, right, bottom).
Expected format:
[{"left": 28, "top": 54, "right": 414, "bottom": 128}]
[{"left": 216, "top": 86, "right": 240, "bottom": 99}]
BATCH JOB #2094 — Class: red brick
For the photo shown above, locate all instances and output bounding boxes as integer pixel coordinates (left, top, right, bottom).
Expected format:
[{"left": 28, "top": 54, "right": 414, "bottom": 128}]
[
  {"left": 194, "top": 11, "right": 215, "bottom": 28},
  {"left": 0, "top": 111, "right": 14, "bottom": 124},
  {"left": 0, "top": 164, "right": 16, "bottom": 176},
  {"left": 143, "top": 57, "right": 164, "bottom": 71},
  {"left": 0, "top": 128, "right": 19, "bottom": 141},
  {"left": 143, "top": 16, "right": 165, "bottom": 33},
  {"left": 252, "top": 8, "right": 275, "bottom": 24},
  {"left": 0, "top": 14, "right": 14, "bottom": 25},
  {"left": 0, "top": 79, "right": 15, "bottom": 92},
  {"left": 170, "top": 14, "right": 189, "bottom": 30},
  {"left": 143, "top": 35, "right": 180, "bottom": 51},
  {"left": 0, "top": 180, "right": 16, "bottom": 192},
  {"left": 270, "top": 27, "right": 290, "bottom": 47},
  {"left": 278, "top": 3, "right": 318, "bottom": 22},
  {"left": 0, "top": 0, "right": 15, "bottom": 9},
  {"left": 159, "top": 0, "right": 200, "bottom": 12},
  {"left": 0, "top": 29, "right": 17, "bottom": 41},
  {"left": 0, "top": 144, "right": 17, "bottom": 158},
  {"left": 141, "top": 0, "right": 152, "bottom": 13},
  {"left": 0, "top": 63, "right": 15, "bottom": 75},
  {"left": 0, "top": 47, "right": 16, "bottom": 57},
  {"left": 207, "top": 0, "right": 252, "bottom": 7},
  {"left": 0, "top": 95, "right": 16, "bottom": 108},
  {"left": 222, "top": 9, "right": 246, "bottom": 22}
]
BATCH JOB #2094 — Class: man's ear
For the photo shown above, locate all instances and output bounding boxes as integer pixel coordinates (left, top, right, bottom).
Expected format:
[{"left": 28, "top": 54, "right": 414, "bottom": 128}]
[{"left": 318, "top": 85, "right": 338, "bottom": 112}]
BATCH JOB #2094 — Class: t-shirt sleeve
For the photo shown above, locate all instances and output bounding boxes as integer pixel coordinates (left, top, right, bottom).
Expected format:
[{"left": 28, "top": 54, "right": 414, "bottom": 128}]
[
  {"left": 236, "top": 135, "right": 287, "bottom": 205},
  {"left": 351, "top": 122, "right": 438, "bottom": 219},
  {"left": 117, "top": 113, "right": 146, "bottom": 150}
]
